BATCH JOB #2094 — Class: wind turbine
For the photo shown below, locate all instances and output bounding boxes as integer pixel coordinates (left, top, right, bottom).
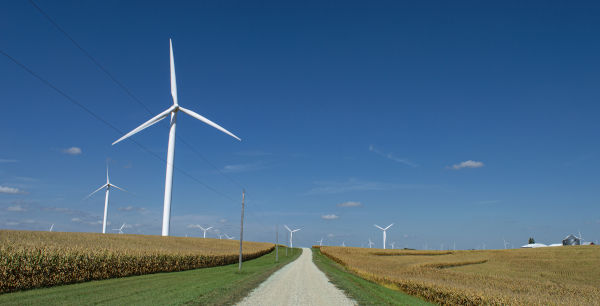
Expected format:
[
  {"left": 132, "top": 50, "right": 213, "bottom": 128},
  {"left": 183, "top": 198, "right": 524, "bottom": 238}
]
[
  {"left": 317, "top": 238, "right": 324, "bottom": 246},
  {"left": 374, "top": 223, "right": 393, "bottom": 249},
  {"left": 225, "top": 233, "right": 234, "bottom": 240},
  {"left": 503, "top": 238, "right": 509, "bottom": 249},
  {"left": 87, "top": 163, "right": 126, "bottom": 234},
  {"left": 341, "top": 241, "right": 346, "bottom": 247},
  {"left": 198, "top": 225, "right": 212, "bottom": 238},
  {"left": 49, "top": 224, "right": 54, "bottom": 232},
  {"left": 112, "top": 39, "right": 241, "bottom": 237},
  {"left": 113, "top": 223, "right": 126, "bottom": 234},
  {"left": 390, "top": 241, "right": 395, "bottom": 249},
  {"left": 368, "top": 238, "right": 374, "bottom": 248},
  {"left": 284, "top": 225, "right": 300, "bottom": 248}
]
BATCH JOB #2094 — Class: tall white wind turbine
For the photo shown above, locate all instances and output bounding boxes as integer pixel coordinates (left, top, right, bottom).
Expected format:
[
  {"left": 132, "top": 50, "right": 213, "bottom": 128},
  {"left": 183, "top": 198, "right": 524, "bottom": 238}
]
[
  {"left": 374, "top": 223, "right": 393, "bottom": 249},
  {"left": 198, "top": 225, "right": 212, "bottom": 238},
  {"left": 284, "top": 225, "right": 301, "bottom": 248},
  {"left": 87, "top": 163, "right": 126, "bottom": 234},
  {"left": 112, "top": 39, "right": 241, "bottom": 236},
  {"left": 317, "top": 238, "right": 324, "bottom": 246}
]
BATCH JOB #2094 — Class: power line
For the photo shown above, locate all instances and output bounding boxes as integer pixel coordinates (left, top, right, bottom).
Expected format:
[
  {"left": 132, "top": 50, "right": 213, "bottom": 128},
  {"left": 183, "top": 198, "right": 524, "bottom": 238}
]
[
  {"left": 0, "top": 49, "right": 237, "bottom": 204},
  {"left": 28, "top": 0, "right": 246, "bottom": 191}
]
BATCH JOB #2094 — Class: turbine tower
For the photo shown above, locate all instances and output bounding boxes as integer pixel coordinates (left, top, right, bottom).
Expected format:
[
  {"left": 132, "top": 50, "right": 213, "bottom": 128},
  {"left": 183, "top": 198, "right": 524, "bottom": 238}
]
[
  {"left": 113, "top": 223, "right": 126, "bottom": 234},
  {"left": 198, "top": 225, "right": 212, "bottom": 238},
  {"left": 112, "top": 39, "right": 241, "bottom": 236},
  {"left": 374, "top": 223, "right": 393, "bottom": 249},
  {"left": 284, "top": 225, "right": 301, "bottom": 248},
  {"left": 87, "top": 163, "right": 126, "bottom": 234},
  {"left": 317, "top": 238, "right": 324, "bottom": 246},
  {"left": 49, "top": 224, "right": 54, "bottom": 232}
]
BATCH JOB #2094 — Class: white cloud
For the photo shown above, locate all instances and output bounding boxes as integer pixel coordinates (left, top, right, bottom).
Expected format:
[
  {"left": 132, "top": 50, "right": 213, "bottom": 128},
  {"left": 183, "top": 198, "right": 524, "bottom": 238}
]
[
  {"left": 321, "top": 214, "right": 339, "bottom": 220},
  {"left": 327, "top": 233, "right": 335, "bottom": 238},
  {"left": 62, "top": 147, "right": 82, "bottom": 155},
  {"left": 5, "top": 221, "right": 19, "bottom": 226},
  {"left": 71, "top": 217, "right": 82, "bottom": 222},
  {"left": 0, "top": 159, "right": 18, "bottom": 163},
  {"left": 222, "top": 162, "right": 264, "bottom": 173},
  {"left": 306, "top": 178, "right": 426, "bottom": 195},
  {"left": 0, "top": 186, "right": 25, "bottom": 194},
  {"left": 337, "top": 201, "right": 361, "bottom": 207},
  {"left": 7, "top": 205, "right": 26, "bottom": 212},
  {"left": 369, "top": 145, "right": 418, "bottom": 167},
  {"left": 118, "top": 206, "right": 146, "bottom": 212},
  {"left": 450, "top": 160, "right": 484, "bottom": 170}
]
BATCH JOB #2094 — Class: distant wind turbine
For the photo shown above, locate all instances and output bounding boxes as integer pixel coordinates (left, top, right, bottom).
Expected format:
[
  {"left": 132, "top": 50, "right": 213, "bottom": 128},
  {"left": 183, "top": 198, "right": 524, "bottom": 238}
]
[
  {"left": 49, "top": 224, "right": 54, "bottom": 232},
  {"left": 317, "top": 238, "right": 324, "bottom": 246},
  {"left": 374, "top": 223, "right": 393, "bottom": 249},
  {"left": 225, "top": 233, "right": 234, "bottom": 240},
  {"left": 341, "top": 241, "right": 346, "bottom": 247},
  {"left": 112, "top": 39, "right": 241, "bottom": 237},
  {"left": 198, "top": 225, "right": 212, "bottom": 238},
  {"left": 368, "top": 238, "right": 374, "bottom": 248},
  {"left": 87, "top": 163, "right": 127, "bottom": 234},
  {"left": 390, "top": 241, "right": 395, "bottom": 249},
  {"left": 284, "top": 225, "right": 301, "bottom": 248},
  {"left": 113, "top": 223, "right": 126, "bottom": 234}
]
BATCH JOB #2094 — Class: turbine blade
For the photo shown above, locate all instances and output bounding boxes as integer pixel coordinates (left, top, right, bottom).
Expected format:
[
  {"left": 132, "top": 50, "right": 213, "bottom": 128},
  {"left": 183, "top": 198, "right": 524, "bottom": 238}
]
[
  {"left": 206, "top": 227, "right": 213, "bottom": 230},
  {"left": 86, "top": 184, "right": 107, "bottom": 199},
  {"left": 112, "top": 106, "right": 176, "bottom": 145},
  {"left": 284, "top": 225, "right": 291, "bottom": 232},
  {"left": 179, "top": 107, "right": 241, "bottom": 141},
  {"left": 110, "top": 184, "right": 127, "bottom": 192},
  {"left": 384, "top": 223, "right": 394, "bottom": 230},
  {"left": 374, "top": 224, "right": 384, "bottom": 230},
  {"left": 170, "top": 39, "right": 178, "bottom": 105}
]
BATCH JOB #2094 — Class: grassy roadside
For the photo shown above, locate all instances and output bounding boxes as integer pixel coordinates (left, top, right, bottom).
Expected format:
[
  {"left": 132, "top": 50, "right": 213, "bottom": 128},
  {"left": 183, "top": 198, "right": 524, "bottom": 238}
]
[
  {"left": 0, "top": 246, "right": 301, "bottom": 305},
  {"left": 312, "top": 247, "right": 431, "bottom": 306}
]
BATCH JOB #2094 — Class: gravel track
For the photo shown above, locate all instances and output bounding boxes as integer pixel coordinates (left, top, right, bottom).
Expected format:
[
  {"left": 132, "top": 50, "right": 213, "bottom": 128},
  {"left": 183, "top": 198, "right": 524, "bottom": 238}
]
[{"left": 238, "top": 248, "right": 356, "bottom": 306}]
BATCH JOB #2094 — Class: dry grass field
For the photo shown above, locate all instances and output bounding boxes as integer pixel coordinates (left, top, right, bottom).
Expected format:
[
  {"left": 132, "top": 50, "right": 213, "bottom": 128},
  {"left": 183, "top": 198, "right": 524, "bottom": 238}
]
[
  {"left": 320, "top": 245, "right": 600, "bottom": 305},
  {"left": 0, "top": 230, "right": 273, "bottom": 293}
]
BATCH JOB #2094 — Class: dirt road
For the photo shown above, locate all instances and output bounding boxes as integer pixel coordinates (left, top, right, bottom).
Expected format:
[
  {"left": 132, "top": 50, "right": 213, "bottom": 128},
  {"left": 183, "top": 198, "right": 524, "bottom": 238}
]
[{"left": 238, "top": 248, "right": 356, "bottom": 306}]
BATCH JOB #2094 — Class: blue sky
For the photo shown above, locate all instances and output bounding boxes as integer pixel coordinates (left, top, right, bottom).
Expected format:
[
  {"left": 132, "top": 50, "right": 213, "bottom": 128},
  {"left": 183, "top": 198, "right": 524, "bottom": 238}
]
[{"left": 1, "top": 1, "right": 599, "bottom": 249}]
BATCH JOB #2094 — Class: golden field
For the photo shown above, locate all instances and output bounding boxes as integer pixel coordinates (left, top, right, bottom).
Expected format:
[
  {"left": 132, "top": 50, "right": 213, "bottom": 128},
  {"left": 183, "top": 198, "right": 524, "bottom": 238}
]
[
  {"left": 319, "top": 245, "right": 600, "bottom": 305},
  {"left": 0, "top": 230, "right": 273, "bottom": 293}
]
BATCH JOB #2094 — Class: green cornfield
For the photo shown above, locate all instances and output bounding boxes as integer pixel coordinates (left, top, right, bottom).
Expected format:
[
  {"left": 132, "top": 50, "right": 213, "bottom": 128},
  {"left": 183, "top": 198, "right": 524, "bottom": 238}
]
[{"left": 0, "top": 230, "right": 274, "bottom": 293}]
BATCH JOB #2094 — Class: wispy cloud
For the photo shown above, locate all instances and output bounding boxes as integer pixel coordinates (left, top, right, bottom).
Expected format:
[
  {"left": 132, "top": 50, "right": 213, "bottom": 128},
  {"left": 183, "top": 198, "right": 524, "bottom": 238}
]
[
  {"left": 62, "top": 147, "right": 82, "bottom": 155},
  {"left": 327, "top": 233, "right": 335, "bottom": 238},
  {"left": 0, "top": 159, "right": 18, "bottom": 163},
  {"left": 337, "top": 201, "right": 362, "bottom": 207},
  {"left": 321, "top": 214, "right": 339, "bottom": 220},
  {"left": 7, "top": 204, "right": 27, "bottom": 212},
  {"left": 0, "top": 186, "right": 25, "bottom": 194},
  {"left": 222, "top": 162, "right": 264, "bottom": 173},
  {"left": 117, "top": 206, "right": 146, "bottom": 213},
  {"left": 306, "top": 178, "right": 426, "bottom": 195},
  {"left": 449, "top": 160, "right": 484, "bottom": 170},
  {"left": 369, "top": 145, "right": 418, "bottom": 167}
]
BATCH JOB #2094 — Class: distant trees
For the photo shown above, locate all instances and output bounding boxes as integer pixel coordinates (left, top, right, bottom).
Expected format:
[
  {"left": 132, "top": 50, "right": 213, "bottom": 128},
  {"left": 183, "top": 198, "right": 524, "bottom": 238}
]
[{"left": 528, "top": 237, "right": 535, "bottom": 244}]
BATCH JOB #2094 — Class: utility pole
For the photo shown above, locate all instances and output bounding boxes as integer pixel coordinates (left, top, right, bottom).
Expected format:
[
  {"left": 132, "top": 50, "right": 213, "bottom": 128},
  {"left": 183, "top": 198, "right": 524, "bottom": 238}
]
[
  {"left": 238, "top": 190, "right": 245, "bottom": 271},
  {"left": 275, "top": 224, "right": 279, "bottom": 262},
  {"left": 286, "top": 230, "right": 288, "bottom": 257}
]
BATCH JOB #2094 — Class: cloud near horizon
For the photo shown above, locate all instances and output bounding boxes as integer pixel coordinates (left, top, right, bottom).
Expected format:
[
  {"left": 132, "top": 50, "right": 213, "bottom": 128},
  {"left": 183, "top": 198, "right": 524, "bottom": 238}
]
[
  {"left": 62, "top": 147, "right": 82, "bottom": 155},
  {"left": 0, "top": 186, "right": 25, "bottom": 194},
  {"left": 321, "top": 214, "right": 339, "bottom": 220},
  {"left": 450, "top": 160, "right": 484, "bottom": 170},
  {"left": 369, "top": 145, "right": 418, "bottom": 167},
  {"left": 337, "top": 201, "right": 361, "bottom": 207}
]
